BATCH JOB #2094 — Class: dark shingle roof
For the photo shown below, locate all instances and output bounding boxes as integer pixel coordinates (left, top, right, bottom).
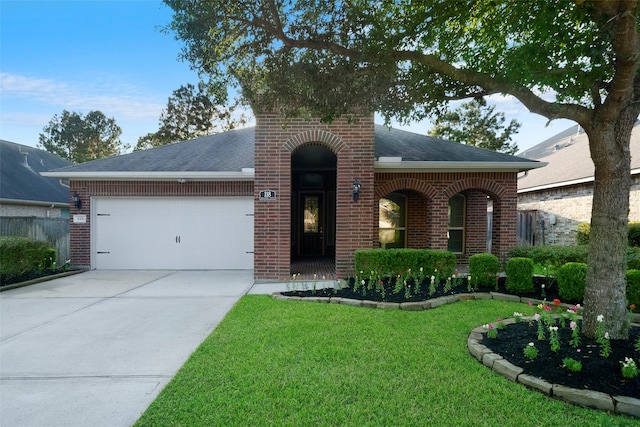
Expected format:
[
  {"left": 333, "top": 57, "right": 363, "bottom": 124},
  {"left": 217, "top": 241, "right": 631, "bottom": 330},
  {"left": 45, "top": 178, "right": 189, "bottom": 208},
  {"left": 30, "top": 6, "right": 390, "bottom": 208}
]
[
  {"left": 373, "top": 125, "right": 538, "bottom": 164},
  {"left": 0, "top": 140, "right": 73, "bottom": 204},
  {"left": 46, "top": 125, "right": 540, "bottom": 177},
  {"left": 50, "top": 127, "right": 255, "bottom": 173},
  {"left": 518, "top": 122, "right": 640, "bottom": 191}
]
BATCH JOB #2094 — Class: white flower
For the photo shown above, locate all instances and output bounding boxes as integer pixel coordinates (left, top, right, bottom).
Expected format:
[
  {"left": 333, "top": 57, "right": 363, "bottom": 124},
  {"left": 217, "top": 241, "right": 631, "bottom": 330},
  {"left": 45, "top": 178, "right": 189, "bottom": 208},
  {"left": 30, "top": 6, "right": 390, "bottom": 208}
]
[
  {"left": 541, "top": 284, "right": 545, "bottom": 289},
  {"left": 527, "top": 342, "right": 535, "bottom": 347},
  {"left": 361, "top": 279, "right": 365, "bottom": 286},
  {"left": 604, "top": 332, "right": 610, "bottom": 339},
  {"left": 549, "top": 326, "right": 558, "bottom": 332},
  {"left": 597, "top": 314, "right": 604, "bottom": 322},
  {"left": 513, "top": 312, "right": 522, "bottom": 317}
]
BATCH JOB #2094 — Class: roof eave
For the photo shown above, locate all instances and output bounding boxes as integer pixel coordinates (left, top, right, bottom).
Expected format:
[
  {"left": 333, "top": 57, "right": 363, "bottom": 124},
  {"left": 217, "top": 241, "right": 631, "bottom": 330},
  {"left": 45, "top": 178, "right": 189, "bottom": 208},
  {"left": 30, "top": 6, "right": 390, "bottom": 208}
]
[
  {"left": 0, "top": 198, "right": 70, "bottom": 208},
  {"left": 518, "top": 166, "right": 640, "bottom": 193},
  {"left": 374, "top": 161, "right": 546, "bottom": 173},
  {"left": 40, "top": 170, "right": 256, "bottom": 181}
]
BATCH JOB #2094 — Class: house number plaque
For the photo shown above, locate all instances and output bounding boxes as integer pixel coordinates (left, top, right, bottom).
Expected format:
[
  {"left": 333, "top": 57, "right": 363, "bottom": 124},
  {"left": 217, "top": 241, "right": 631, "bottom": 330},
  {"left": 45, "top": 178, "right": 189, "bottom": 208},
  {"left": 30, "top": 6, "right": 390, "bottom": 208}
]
[{"left": 259, "top": 190, "right": 277, "bottom": 201}]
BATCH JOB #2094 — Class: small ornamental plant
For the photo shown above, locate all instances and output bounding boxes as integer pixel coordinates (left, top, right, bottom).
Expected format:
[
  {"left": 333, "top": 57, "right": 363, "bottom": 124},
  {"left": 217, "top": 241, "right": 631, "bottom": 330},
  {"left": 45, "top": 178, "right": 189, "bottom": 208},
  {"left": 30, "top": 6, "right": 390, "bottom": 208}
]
[
  {"left": 621, "top": 357, "right": 639, "bottom": 379},
  {"left": 496, "top": 318, "right": 506, "bottom": 330},
  {"left": 635, "top": 336, "right": 640, "bottom": 353},
  {"left": 524, "top": 342, "right": 538, "bottom": 359},
  {"left": 548, "top": 325, "right": 560, "bottom": 352},
  {"left": 562, "top": 357, "right": 583, "bottom": 372},
  {"left": 513, "top": 312, "right": 522, "bottom": 323},
  {"left": 534, "top": 313, "right": 545, "bottom": 340},
  {"left": 484, "top": 323, "right": 498, "bottom": 339},
  {"left": 569, "top": 320, "right": 581, "bottom": 348},
  {"left": 596, "top": 314, "right": 612, "bottom": 358}
]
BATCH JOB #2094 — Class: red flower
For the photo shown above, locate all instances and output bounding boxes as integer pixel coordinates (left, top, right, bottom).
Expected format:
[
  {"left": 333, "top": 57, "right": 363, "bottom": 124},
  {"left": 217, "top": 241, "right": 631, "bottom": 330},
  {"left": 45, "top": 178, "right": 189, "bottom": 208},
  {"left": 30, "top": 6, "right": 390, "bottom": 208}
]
[
  {"left": 543, "top": 305, "right": 552, "bottom": 312},
  {"left": 631, "top": 304, "right": 637, "bottom": 311},
  {"left": 553, "top": 299, "right": 561, "bottom": 306}
]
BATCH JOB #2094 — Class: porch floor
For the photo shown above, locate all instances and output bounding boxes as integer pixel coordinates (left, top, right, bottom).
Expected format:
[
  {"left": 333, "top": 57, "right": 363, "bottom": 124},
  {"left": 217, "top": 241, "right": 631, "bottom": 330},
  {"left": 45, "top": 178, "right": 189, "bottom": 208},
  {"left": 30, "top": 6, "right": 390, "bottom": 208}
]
[{"left": 290, "top": 257, "right": 336, "bottom": 280}]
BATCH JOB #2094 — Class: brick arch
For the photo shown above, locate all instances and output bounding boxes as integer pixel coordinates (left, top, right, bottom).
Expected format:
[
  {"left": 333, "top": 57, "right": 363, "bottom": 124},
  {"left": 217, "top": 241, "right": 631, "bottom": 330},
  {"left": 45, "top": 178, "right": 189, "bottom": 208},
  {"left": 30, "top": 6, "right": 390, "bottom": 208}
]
[
  {"left": 441, "top": 177, "right": 506, "bottom": 200},
  {"left": 282, "top": 129, "right": 347, "bottom": 154},
  {"left": 375, "top": 178, "right": 439, "bottom": 200}
]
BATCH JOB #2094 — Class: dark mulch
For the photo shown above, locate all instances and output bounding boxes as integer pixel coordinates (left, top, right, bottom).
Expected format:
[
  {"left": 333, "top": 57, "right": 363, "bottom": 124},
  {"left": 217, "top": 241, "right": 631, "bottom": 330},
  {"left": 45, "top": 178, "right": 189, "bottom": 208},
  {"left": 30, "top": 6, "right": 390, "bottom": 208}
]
[
  {"left": 1, "top": 266, "right": 78, "bottom": 288},
  {"left": 283, "top": 276, "right": 640, "bottom": 399}
]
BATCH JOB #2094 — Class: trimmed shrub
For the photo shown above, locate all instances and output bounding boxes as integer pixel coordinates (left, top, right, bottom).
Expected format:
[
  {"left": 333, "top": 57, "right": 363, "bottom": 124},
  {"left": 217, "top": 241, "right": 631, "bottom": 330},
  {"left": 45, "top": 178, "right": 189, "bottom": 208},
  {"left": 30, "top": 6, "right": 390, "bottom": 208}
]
[
  {"left": 505, "top": 257, "right": 534, "bottom": 293},
  {"left": 469, "top": 253, "right": 500, "bottom": 288},
  {"left": 627, "top": 270, "right": 640, "bottom": 312},
  {"left": 626, "top": 247, "right": 640, "bottom": 270},
  {"left": 0, "top": 237, "right": 56, "bottom": 280},
  {"left": 354, "top": 249, "right": 456, "bottom": 280},
  {"left": 507, "top": 245, "right": 588, "bottom": 272},
  {"left": 557, "top": 262, "right": 587, "bottom": 302},
  {"left": 629, "top": 222, "right": 640, "bottom": 247}
]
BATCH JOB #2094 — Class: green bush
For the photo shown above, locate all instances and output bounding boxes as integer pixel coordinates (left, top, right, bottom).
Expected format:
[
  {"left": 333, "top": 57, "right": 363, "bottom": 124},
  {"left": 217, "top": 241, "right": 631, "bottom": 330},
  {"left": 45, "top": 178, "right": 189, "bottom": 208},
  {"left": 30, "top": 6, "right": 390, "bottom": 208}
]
[
  {"left": 575, "top": 222, "right": 590, "bottom": 245},
  {"left": 0, "top": 237, "right": 56, "bottom": 280},
  {"left": 468, "top": 253, "right": 500, "bottom": 288},
  {"left": 556, "top": 262, "right": 587, "bottom": 302},
  {"left": 505, "top": 257, "right": 534, "bottom": 293},
  {"left": 628, "top": 222, "right": 640, "bottom": 247},
  {"left": 508, "top": 245, "right": 588, "bottom": 271},
  {"left": 627, "top": 270, "right": 640, "bottom": 312},
  {"left": 354, "top": 248, "right": 456, "bottom": 280}
]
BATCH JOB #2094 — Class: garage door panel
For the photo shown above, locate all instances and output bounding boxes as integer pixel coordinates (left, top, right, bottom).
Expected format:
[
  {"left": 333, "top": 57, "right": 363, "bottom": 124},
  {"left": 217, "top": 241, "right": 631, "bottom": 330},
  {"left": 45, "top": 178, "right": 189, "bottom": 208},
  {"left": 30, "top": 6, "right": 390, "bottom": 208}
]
[{"left": 94, "top": 197, "right": 253, "bottom": 270}]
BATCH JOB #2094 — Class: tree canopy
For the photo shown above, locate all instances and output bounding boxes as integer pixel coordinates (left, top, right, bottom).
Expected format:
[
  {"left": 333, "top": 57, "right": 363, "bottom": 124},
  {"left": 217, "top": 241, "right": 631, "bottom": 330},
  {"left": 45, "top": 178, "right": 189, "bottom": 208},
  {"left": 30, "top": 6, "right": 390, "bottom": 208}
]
[
  {"left": 39, "top": 110, "right": 127, "bottom": 163},
  {"left": 428, "top": 99, "right": 520, "bottom": 154},
  {"left": 136, "top": 82, "right": 245, "bottom": 150},
  {"left": 164, "top": 0, "right": 640, "bottom": 338}
]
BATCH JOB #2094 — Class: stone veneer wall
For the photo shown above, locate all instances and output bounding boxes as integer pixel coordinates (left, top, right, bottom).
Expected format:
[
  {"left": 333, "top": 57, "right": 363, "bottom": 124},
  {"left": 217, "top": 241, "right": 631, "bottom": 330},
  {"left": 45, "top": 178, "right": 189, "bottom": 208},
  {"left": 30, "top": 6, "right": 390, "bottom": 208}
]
[
  {"left": 518, "top": 175, "right": 640, "bottom": 246},
  {"left": 68, "top": 180, "right": 253, "bottom": 269},
  {"left": 254, "top": 114, "right": 376, "bottom": 281}
]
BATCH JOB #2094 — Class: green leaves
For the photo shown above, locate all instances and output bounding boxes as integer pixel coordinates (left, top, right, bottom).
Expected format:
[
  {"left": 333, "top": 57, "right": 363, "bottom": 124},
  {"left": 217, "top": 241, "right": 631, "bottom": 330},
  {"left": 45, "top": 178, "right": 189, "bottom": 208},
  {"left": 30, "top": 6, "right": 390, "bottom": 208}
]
[{"left": 38, "top": 110, "right": 124, "bottom": 163}]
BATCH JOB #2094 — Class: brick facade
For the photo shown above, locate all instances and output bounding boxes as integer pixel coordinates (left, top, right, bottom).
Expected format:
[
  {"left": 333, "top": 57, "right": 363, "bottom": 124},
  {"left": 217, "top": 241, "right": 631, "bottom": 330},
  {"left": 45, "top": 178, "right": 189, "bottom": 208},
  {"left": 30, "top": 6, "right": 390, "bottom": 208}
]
[
  {"left": 374, "top": 172, "right": 518, "bottom": 265},
  {"left": 254, "top": 114, "right": 375, "bottom": 280}
]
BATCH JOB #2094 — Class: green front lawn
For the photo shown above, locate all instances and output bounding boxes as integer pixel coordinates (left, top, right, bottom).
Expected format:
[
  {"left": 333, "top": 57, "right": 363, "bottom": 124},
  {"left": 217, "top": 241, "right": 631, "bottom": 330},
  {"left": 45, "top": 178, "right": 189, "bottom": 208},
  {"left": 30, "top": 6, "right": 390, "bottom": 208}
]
[{"left": 135, "top": 296, "right": 636, "bottom": 426}]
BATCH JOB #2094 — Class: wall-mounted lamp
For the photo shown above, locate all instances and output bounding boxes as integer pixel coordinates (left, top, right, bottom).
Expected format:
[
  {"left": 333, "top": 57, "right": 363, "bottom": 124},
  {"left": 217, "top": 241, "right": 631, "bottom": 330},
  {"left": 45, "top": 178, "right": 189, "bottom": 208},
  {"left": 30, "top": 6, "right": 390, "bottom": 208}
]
[
  {"left": 352, "top": 179, "right": 361, "bottom": 202},
  {"left": 72, "top": 192, "right": 82, "bottom": 210}
]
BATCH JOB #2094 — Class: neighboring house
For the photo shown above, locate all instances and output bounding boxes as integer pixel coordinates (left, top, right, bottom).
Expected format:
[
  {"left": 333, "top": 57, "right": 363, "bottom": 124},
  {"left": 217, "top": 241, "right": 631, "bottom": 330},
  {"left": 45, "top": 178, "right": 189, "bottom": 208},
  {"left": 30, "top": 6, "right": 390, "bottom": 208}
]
[
  {"left": 0, "top": 140, "right": 72, "bottom": 218},
  {"left": 43, "top": 114, "right": 542, "bottom": 281},
  {"left": 517, "top": 121, "right": 640, "bottom": 246}
]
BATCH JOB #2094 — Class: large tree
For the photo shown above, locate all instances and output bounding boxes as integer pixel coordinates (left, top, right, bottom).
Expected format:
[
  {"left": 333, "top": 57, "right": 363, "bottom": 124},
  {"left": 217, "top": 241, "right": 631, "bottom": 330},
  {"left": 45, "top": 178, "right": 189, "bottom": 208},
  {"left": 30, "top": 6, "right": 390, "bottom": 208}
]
[
  {"left": 428, "top": 98, "right": 520, "bottom": 154},
  {"left": 39, "top": 110, "right": 126, "bottom": 163},
  {"left": 164, "top": 0, "right": 640, "bottom": 338},
  {"left": 136, "top": 82, "right": 245, "bottom": 150}
]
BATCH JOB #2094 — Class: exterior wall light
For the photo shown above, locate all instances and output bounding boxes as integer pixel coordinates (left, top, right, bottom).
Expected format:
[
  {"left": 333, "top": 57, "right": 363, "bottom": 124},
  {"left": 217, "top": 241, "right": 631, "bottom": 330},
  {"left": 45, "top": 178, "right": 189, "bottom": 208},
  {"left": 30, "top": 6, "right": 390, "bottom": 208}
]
[
  {"left": 72, "top": 192, "right": 82, "bottom": 210},
  {"left": 352, "top": 179, "right": 361, "bottom": 202}
]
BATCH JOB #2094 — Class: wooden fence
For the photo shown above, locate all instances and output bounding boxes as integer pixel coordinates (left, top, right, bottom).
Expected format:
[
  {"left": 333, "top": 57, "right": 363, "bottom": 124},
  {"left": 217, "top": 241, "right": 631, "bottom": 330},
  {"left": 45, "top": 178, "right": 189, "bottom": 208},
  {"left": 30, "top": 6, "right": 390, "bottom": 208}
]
[{"left": 1, "top": 217, "right": 70, "bottom": 266}]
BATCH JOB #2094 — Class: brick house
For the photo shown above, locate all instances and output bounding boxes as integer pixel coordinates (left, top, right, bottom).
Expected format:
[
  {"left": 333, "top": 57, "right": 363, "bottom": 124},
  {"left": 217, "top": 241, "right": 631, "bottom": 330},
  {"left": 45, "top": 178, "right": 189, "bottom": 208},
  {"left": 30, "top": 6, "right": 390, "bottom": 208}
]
[
  {"left": 518, "top": 122, "right": 640, "bottom": 246},
  {"left": 43, "top": 114, "right": 542, "bottom": 281}
]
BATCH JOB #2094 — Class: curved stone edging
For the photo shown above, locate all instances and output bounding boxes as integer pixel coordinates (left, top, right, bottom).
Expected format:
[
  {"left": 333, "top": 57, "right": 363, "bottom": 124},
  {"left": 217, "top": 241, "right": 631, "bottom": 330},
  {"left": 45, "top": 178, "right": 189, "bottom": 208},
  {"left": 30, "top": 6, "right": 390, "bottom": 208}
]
[{"left": 272, "top": 290, "right": 640, "bottom": 418}]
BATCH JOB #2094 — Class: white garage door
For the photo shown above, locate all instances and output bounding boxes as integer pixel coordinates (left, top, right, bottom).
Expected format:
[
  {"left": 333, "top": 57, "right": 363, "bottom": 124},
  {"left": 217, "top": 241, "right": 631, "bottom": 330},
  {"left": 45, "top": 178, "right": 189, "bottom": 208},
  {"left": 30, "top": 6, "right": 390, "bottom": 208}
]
[{"left": 93, "top": 197, "right": 253, "bottom": 270}]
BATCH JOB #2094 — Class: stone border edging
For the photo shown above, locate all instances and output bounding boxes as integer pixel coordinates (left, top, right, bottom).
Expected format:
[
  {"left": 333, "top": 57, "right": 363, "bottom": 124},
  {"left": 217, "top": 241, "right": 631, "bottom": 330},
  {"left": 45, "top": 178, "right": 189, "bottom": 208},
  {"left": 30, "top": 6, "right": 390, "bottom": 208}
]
[{"left": 272, "top": 290, "right": 640, "bottom": 418}]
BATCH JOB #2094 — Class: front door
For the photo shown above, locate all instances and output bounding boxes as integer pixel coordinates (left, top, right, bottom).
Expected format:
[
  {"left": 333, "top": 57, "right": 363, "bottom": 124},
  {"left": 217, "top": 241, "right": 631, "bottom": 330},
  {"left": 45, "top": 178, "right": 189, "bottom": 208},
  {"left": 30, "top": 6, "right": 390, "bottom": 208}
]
[{"left": 300, "top": 193, "right": 323, "bottom": 256}]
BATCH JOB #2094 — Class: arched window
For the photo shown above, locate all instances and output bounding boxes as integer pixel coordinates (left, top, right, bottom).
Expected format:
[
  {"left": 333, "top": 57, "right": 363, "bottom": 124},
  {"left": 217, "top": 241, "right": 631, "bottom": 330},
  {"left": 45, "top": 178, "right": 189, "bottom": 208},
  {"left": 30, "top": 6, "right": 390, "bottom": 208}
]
[
  {"left": 379, "top": 193, "right": 407, "bottom": 248},
  {"left": 448, "top": 194, "right": 466, "bottom": 253}
]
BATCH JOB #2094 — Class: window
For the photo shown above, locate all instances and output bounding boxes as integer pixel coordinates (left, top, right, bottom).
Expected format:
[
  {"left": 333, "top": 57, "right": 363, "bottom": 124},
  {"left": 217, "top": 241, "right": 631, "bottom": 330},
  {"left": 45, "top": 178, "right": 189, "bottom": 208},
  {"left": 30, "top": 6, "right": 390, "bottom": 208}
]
[
  {"left": 448, "top": 194, "right": 466, "bottom": 253},
  {"left": 379, "top": 193, "right": 406, "bottom": 248}
]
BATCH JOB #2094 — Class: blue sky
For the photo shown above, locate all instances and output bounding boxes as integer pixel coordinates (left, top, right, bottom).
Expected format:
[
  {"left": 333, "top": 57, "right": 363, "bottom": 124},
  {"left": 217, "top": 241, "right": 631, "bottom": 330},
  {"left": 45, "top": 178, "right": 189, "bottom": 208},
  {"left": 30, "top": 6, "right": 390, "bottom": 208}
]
[{"left": 1, "top": 0, "right": 575, "bottom": 153}]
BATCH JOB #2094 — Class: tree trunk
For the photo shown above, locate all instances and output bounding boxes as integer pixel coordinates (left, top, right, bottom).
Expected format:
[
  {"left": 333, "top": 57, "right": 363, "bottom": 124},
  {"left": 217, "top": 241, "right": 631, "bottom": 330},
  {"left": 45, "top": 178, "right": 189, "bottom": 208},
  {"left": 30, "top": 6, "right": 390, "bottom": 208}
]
[{"left": 582, "top": 109, "right": 637, "bottom": 339}]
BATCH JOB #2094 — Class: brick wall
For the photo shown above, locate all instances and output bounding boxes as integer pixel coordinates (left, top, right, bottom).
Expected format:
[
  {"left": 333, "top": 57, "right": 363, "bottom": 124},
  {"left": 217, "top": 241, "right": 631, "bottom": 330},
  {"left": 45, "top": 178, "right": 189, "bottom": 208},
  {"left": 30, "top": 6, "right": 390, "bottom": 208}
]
[
  {"left": 68, "top": 180, "right": 253, "bottom": 269},
  {"left": 254, "top": 114, "right": 375, "bottom": 280},
  {"left": 375, "top": 172, "right": 518, "bottom": 264}
]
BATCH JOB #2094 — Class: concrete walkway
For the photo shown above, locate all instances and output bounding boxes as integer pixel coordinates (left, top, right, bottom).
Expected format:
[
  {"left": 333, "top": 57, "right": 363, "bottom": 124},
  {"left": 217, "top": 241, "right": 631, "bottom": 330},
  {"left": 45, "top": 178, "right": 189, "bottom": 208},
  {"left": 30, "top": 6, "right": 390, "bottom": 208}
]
[{"left": 0, "top": 270, "right": 254, "bottom": 427}]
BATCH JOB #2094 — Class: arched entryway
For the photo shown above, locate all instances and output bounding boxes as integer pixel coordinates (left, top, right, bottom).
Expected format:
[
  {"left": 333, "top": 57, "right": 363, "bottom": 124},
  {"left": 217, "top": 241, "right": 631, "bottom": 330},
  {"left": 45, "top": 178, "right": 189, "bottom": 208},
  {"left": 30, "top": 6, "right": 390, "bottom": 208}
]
[{"left": 290, "top": 143, "right": 337, "bottom": 279}]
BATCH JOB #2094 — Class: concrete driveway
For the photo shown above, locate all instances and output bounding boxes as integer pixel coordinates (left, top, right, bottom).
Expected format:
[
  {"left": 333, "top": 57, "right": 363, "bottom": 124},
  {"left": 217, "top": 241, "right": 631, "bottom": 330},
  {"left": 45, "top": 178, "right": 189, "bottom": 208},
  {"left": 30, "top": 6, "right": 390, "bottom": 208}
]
[{"left": 0, "top": 270, "right": 254, "bottom": 427}]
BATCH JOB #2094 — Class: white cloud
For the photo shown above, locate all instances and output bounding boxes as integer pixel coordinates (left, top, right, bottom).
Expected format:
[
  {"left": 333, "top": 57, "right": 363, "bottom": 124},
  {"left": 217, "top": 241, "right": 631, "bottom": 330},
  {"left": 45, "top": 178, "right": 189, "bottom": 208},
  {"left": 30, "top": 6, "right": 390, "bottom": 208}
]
[{"left": 0, "top": 72, "right": 164, "bottom": 120}]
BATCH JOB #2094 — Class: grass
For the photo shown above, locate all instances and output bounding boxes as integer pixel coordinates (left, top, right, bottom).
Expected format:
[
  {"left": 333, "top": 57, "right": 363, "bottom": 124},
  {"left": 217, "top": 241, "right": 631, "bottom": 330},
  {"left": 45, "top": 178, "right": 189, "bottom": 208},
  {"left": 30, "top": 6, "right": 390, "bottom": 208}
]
[{"left": 135, "top": 296, "right": 637, "bottom": 426}]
